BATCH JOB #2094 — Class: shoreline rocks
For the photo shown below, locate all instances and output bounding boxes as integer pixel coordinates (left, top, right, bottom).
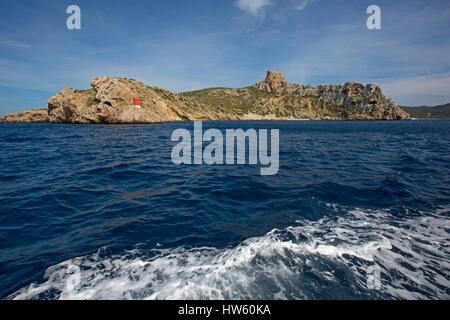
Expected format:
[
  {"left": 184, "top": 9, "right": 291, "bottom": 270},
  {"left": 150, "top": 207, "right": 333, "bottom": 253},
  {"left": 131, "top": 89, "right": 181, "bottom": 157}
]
[
  {"left": 1, "top": 71, "right": 411, "bottom": 123},
  {"left": 0, "top": 108, "right": 49, "bottom": 123}
]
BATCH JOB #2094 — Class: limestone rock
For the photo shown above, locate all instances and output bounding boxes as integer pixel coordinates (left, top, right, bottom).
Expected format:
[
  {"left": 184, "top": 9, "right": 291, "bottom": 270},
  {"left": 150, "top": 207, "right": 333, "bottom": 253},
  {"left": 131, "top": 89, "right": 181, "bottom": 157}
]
[
  {"left": 256, "top": 70, "right": 290, "bottom": 94},
  {"left": 46, "top": 77, "right": 200, "bottom": 124},
  {"left": 0, "top": 108, "right": 49, "bottom": 123},
  {"left": 185, "top": 70, "right": 410, "bottom": 121},
  {"left": 2, "top": 70, "right": 410, "bottom": 123}
]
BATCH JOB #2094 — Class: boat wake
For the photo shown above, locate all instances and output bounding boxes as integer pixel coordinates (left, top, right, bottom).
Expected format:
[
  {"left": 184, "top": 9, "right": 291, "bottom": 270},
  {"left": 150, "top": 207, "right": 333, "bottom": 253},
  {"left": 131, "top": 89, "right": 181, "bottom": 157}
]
[{"left": 9, "top": 207, "right": 450, "bottom": 300}]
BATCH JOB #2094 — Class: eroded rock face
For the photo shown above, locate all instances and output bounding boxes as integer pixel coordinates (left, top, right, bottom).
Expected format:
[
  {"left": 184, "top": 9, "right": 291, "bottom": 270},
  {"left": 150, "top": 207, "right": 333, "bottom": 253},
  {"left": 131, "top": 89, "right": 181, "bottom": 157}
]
[
  {"left": 1, "top": 71, "right": 410, "bottom": 123},
  {"left": 253, "top": 71, "right": 409, "bottom": 120},
  {"left": 256, "top": 70, "right": 290, "bottom": 94},
  {"left": 313, "top": 82, "right": 410, "bottom": 120},
  {"left": 47, "top": 77, "right": 197, "bottom": 124}
]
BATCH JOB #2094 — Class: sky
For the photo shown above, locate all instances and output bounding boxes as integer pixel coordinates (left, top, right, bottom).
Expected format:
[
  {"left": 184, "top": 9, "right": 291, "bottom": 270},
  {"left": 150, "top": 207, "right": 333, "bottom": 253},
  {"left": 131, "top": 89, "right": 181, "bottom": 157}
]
[{"left": 1, "top": 0, "right": 450, "bottom": 114}]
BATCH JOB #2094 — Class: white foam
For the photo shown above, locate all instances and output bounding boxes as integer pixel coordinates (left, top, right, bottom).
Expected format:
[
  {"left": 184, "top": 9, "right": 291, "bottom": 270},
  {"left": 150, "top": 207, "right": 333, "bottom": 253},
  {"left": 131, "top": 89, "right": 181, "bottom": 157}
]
[{"left": 9, "top": 207, "right": 450, "bottom": 300}]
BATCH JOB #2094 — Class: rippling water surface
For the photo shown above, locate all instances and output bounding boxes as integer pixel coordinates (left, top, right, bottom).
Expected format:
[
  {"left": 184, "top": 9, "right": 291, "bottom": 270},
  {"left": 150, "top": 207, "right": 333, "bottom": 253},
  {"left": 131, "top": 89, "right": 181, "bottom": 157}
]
[{"left": 0, "top": 121, "right": 449, "bottom": 300}]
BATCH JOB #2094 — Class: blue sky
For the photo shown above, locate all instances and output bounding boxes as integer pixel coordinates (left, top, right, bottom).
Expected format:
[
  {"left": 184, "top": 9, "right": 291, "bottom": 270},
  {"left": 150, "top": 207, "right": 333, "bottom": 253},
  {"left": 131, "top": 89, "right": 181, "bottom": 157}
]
[{"left": 1, "top": 0, "right": 450, "bottom": 114}]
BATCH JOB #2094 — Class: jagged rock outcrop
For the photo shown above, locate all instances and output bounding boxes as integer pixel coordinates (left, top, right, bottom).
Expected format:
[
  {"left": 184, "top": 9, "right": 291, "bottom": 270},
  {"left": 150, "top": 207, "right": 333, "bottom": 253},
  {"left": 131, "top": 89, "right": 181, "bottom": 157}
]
[
  {"left": 183, "top": 71, "right": 410, "bottom": 121},
  {"left": 46, "top": 77, "right": 199, "bottom": 124},
  {"left": 315, "top": 82, "right": 411, "bottom": 120},
  {"left": 1, "top": 71, "right": 410, "bottom": 123},
  {"left": 256, "top": 70, "right": 290, "bottom": 94},
  {"left": 252, "top": 72, "right": 410, "bottom": 120}
]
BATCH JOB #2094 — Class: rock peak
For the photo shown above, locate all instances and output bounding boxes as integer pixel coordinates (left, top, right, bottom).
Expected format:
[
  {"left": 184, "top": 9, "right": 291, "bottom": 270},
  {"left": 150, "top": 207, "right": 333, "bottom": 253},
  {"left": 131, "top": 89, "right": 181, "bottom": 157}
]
[
  {"left": 265, "top": 70, "right": 286, "bottom": 81},
  {"left": 257, "top": 70, "right": 289, "bottom": 93}
]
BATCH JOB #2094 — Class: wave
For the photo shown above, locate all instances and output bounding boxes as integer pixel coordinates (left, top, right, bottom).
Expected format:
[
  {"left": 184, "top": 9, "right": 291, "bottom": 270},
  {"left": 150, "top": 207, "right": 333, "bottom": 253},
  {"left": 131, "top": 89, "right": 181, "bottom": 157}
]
[{"left": 9, "top": 207, "right": 450, "bottom": 300}]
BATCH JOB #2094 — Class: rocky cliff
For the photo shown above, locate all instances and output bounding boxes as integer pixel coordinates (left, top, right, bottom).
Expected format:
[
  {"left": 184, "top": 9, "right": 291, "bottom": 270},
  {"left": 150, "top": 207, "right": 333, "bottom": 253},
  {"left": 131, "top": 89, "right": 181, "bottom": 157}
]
[
  {"left": 183, "top": 71, "right": 410, "bottom": 121},
  {"left": 1, "top": 71, "right": 410, "bottom": 123}
]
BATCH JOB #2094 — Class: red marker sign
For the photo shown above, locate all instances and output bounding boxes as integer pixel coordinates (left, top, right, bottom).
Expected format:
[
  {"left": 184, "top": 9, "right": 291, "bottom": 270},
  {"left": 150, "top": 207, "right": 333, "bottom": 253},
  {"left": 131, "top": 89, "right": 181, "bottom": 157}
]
[{"left": 134, "top": 98, "right": 141, "bottom": 108}]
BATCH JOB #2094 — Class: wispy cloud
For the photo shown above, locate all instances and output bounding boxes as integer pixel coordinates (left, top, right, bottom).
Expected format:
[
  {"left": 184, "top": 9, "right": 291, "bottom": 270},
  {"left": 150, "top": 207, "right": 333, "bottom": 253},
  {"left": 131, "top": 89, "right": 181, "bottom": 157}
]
[
  {"left": 237, "top": 0, "right": 271, "bottom": 17},
  {"left": 236, "top": 0, "right": 316, "bottom": 18},
  {"left": 0, "top": 38, "right": 32, "bottom": 50},
  {"left": 295, "top": 0, "right": 316, "bottom": 11}
]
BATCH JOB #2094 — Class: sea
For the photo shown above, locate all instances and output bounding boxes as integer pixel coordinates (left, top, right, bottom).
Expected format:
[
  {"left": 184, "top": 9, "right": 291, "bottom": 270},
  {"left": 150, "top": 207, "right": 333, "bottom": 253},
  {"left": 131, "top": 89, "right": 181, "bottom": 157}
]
[{"left": 0, "top": 120, "right": 449, "bottom": 300}]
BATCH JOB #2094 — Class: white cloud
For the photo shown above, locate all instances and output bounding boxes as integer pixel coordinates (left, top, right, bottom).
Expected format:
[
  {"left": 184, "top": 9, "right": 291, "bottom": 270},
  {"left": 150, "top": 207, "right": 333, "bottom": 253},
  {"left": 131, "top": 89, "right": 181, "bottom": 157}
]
[
  {"left": 237, "top": 0, "right": 271, "bottom": 16},
  {"left": 295, "top": 0, "right": 316, "bottom": 11},
  {"left": 236, "top": 0, "right": 316, "bottom": 16},
  {"left": 0, "top": 38, "right": 32, "bottom": 50}
]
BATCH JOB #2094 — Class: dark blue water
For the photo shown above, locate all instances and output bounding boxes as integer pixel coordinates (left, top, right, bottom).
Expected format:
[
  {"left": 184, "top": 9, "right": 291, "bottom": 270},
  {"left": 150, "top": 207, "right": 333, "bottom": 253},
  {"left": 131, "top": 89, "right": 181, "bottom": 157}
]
[{"left": 0, "top": 121, "right": 449, "bottom": 300}]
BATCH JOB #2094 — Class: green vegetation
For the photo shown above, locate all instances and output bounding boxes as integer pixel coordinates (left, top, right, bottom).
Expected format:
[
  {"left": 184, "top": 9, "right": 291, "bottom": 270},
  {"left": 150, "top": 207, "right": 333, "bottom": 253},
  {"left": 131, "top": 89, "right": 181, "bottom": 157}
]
[
  {"left": 75, "top": 89, "right": 95, "bottom": 94},
  {"left": 86, "top": 96, "right": 99, "bottom": 107},
  {"left": 180, "top": 85, "right": 344, "bottom": 120}
]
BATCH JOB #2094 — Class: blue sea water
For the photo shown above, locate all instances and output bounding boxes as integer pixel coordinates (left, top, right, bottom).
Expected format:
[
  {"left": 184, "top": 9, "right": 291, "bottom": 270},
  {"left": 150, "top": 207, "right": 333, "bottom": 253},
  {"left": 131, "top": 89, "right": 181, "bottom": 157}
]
[{"left": 0, "top": 121, "right": 449, "bottom": 300}]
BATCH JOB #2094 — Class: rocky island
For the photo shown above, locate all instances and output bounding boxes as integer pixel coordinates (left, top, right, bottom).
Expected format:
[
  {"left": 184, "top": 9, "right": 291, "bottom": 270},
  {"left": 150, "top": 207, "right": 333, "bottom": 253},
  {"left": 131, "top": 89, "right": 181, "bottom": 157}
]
[{"left": 0, "top": 70, "right": 410, "bottom": 123}]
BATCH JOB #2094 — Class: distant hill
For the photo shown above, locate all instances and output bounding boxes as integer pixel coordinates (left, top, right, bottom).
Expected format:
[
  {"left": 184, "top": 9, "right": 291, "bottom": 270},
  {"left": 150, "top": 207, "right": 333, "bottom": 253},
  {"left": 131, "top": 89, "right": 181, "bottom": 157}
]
[{"left": 402, "top": 103, "right": 450, "bottom": 119}]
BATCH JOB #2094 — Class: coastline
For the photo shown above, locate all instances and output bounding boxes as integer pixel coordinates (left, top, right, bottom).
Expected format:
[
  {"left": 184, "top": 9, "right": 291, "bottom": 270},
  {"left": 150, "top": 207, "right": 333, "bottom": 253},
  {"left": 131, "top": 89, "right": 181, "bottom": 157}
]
[
  {"left": 0, "top": 118, "right": 417, "bottom": 125},
  {"left": 0, "top": 71, "right": 411, "bottom": 124}
]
